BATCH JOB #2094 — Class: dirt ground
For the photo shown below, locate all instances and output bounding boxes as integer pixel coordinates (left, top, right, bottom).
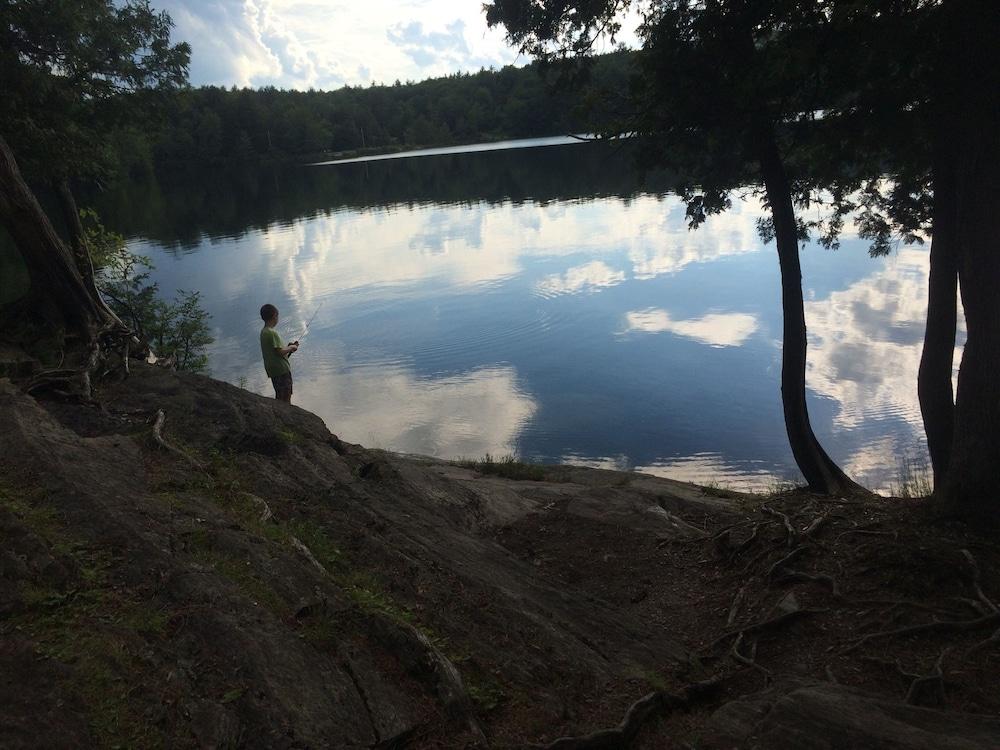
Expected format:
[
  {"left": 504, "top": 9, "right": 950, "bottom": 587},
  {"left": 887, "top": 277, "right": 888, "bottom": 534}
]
[{"left": 1, "top": 363, "right": 999, "bottom": 748}]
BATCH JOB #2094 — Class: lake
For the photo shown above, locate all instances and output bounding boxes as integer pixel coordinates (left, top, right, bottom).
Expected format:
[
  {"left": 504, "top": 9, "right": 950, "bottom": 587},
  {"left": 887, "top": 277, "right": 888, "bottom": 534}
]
[{"left": 91, "top": 137, "right": 955, "bottom": 493}]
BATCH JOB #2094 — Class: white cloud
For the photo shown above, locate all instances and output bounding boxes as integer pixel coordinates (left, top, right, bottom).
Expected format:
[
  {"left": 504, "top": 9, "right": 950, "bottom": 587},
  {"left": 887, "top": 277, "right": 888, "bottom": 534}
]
[
  {"left": 157, "top": 0, "right": 524, "bottom": 88},
  {"left": 387, "top": 19, "right": 471, "bottom": 69},
  {"left": 625, "top": 309, "right": 759, "bottom": 347}
]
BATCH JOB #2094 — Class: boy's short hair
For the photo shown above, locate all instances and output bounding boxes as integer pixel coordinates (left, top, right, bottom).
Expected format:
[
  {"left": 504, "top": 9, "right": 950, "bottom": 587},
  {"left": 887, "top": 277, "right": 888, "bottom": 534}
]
[{"left": 260, "top": 303, "right": 278, "bottom": 322}]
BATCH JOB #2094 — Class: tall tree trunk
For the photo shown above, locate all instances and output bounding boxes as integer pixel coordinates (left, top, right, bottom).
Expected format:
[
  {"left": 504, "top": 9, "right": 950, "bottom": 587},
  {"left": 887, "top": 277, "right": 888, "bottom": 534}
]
[
  {"left": 0, "top": 133, "right": 107, "bottom": 342},
  {"left": 941, "top": 0, "right": 1000, "bottom": 519},
  {"left": 757, "top": 130, "right": 862, "bottom": 495},
  {"left": 917, "top": 140, "right": 958, "bottom": 491},
  {"left": 52, "top": 176, "right": 96, "bottom": 288}
]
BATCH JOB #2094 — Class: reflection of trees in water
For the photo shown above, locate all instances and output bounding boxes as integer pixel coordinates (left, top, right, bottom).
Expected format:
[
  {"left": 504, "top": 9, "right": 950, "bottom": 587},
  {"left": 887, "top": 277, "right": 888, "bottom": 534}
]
[{"left": 87, "top": 142, "right": 677, "bottom": 250}]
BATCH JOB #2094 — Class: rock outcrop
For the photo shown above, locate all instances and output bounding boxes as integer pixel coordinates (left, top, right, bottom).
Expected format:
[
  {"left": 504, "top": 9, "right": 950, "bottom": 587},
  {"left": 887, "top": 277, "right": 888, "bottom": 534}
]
[{"left": 1, "top": 364, "right": 998, "bottom": 748}]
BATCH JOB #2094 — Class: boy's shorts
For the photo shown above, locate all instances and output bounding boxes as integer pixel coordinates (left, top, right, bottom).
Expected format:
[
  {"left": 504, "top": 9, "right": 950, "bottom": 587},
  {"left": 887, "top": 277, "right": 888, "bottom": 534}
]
[{"left": 271, "top": 372, "right": 293, "bottom": 400}]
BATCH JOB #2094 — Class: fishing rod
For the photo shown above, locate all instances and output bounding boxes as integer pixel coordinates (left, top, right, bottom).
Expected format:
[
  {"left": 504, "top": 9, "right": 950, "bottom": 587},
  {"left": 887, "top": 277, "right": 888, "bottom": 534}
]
[{"left": 291, "top": 302, "right": 323, "bottom": 346}]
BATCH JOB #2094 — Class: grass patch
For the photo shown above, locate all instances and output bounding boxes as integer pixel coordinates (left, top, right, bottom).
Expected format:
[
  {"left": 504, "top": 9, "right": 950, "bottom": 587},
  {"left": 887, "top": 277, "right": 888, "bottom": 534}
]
[
  {"left": 341, "top": 570, "right": 415, "bottom": 623},
  {"left": 461, "top": 453, "right": 547, "bottom": 482},
  {"left": 891, "top": 452, "right": 933, "bottom": 499},
  {"left": 632, "top": 668, "right": 670, "bottom": 692},
  {"left": 287, "top": 519, "right": 342, "bottom": 568},
  {"left": 701, "top": 481, "right": 735, "bottom": 498},
  {"left": 1, "top": 480, "right": 170, "bottom": 749},
  {"left": 158, "top": 451, "right": 434, "bottom": 665},
  {"left": 277, "top": 427, "right": 303, "bottom": 445},
  {"left": 192, "top": 548, "right": 288, "bottom": 615},
  {"left": 467, "top": 679, "right": 507, "bottom": 713}
]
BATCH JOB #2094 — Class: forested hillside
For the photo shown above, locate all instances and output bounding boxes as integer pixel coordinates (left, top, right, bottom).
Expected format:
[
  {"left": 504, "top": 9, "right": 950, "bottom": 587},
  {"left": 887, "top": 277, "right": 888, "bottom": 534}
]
[{"left": 119, "top": 53, "right": 632, "bottom": 174}]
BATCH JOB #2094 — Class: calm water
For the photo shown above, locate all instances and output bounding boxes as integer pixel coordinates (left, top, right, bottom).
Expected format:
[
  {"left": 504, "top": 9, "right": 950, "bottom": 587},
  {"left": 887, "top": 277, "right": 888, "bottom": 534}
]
[{"left": 91, "top": 138, "right": 957, "bottom": 492}]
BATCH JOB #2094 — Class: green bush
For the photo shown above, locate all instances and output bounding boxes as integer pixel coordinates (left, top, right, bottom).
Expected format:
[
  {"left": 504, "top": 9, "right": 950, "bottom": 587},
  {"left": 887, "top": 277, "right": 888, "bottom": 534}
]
[{"left": 84, "top": 210, "right": 213, "bottom": 373}]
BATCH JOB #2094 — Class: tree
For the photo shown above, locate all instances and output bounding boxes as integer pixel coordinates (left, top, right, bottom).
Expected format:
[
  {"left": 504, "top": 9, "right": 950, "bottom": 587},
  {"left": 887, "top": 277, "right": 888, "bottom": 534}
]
[
  {"left": 486, "top": 0, "right": 862, "bottom": 494},
  {"left": 88, "top": 214, "right": 213, "bottom": 373},
  {"left": 816, "top": 0, "right": 999, "bottom": 517},
  {"left": 0, "top": 0, "right": 189, "bottom": 346},
  {"left": 929, "top": 0, "right": 999, "bottom": 516}
]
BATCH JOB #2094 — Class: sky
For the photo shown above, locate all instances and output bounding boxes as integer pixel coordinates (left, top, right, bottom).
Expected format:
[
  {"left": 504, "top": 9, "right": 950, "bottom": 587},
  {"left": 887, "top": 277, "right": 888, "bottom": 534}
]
[
  {"left": 155, "top": 0, "right": 521, "bottom": 90},
  {"left": 155, "top": 0, "right": 639, "bottom": 91}
]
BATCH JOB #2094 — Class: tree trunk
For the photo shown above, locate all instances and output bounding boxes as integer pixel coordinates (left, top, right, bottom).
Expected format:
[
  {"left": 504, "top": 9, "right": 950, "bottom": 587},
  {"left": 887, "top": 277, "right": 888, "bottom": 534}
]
[
  {"left": 53, "top": 176, "right": 96, "bottom": 288},
  {"left": 941, "top": 0, "right": 1000, "bottom": 519},
  {"left": 917, "top": 139, "right": 958, "bottom": 491},
  {"left": 757, "top": 130, "right": 862, "bottom": 495},
  {"left": 0, "top": 133, "right": 107, "bottom": 342}
]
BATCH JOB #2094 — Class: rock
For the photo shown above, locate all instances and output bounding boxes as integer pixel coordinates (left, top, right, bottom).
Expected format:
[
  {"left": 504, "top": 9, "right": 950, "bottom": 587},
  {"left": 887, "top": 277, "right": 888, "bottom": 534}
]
[
  {"left": 697, "top": 680, "right": 1000, "bottom": 749},
  {"left": 188, "top": 701, "right": 243, "bottom": 749},
  {"left": 645, "top": 504, "right": 708, "bottom": 539},
  {"left": 772, "top": 591, "right": 801, "bottom": 617}
]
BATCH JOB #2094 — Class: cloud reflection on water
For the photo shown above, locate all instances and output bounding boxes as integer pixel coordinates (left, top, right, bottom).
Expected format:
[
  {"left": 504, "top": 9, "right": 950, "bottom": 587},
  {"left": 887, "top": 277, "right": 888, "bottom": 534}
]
[
  {"left": 236, "top": 193, "right": 773, "bottom": 308},
  {"left": 536, "top": 261, "right": 626, "bottom": 297},
  {"left": 269, "top": 361, "right": 537, "bottom": 458},
  {"left": 127, "top": 177, "right": 946, "bottom": 492},
  {"left": 626, "top": 309, "right": 760, "bottom": 347},
  {"left": 805, "top": 248, "right": 964, "bottom": 432},
  {"left": 635, "top": 454, "right": 786, "bottom": 493}
]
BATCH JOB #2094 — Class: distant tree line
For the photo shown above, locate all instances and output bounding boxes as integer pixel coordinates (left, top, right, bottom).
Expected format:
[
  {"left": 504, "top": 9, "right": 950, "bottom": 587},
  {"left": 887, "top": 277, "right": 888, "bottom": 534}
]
[{"left": 116, "top": 54, "right": 633, "bottom": 175}]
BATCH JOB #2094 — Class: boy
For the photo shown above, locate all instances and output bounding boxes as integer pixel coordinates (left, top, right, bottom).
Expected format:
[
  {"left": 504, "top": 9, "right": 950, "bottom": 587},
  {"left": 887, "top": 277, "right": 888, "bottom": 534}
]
[{"left": 259, "top": 304, "right": 299, "bottom": 403}]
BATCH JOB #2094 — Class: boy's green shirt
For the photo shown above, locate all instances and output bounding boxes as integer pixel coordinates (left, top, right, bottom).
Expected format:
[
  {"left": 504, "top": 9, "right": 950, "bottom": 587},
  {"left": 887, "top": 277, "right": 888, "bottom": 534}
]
[{"left": 260, "top": 326, "right": 291, "bottom": 378}]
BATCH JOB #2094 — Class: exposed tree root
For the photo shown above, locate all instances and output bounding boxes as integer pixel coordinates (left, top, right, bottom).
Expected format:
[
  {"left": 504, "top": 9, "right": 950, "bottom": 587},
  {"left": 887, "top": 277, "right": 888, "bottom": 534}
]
[
  {"left": 861, "top": 655, "right": 922, "bottom": 681},
  {"left": 844, "top": 613, "right": 1000, "bottom": 654},
  {"left": 290, "top": 536, "right": 327, "bottom": 574},
  {"left": 365, "top": 614, "right": 487, "bottom": 744},
  {"left": 905, "top": 649, "right": 949, "bottom": 707},
  {"left": 858, "top": 599, "right": 961, "bottom": 618},
  {"left": 710, "top": 608, "right": 824, "bottom": 650},
  {"left": 733, "top": 523, "right": 764, "bottom": 557},
  {"left": 801, "top": 511, "right": 832, "bottom": 538},
  {"left": 775, "top": 570, "right": 841, "bottom": 598},
  {"left": 241, "top": 492, "right": 274, "bottom": 523},
  {"left": 532, "top": 680, "right": 721, "bottom": 750},
  {"left": 834, "top": 528, "right": 898, "bottom": 543},
  {"left": 151, "top": 409, "right": 208, "bottom": 473},
  {"left": 23, "top": 327, "right": 140, "bottom": 400},
  {"left": 286, "top": 533, "right": 487, "bottom": 743},
  {"left": 727, "top": 584, "right": 748, "bottom": 627},
  {"left": 964, "top": 627, "right": 1000, "bottom": 659},
  {"left": 730, "top": 632, "right": 771, "bottom": 683},
  {"left": 762, "top": 505, "right": 797, "bottom": 547},
  {"left": 960, "top": 549, "right": 999, "bottom": 614},
  {"left": 766, "top": 546, "right": 806, "bottom": 581}
]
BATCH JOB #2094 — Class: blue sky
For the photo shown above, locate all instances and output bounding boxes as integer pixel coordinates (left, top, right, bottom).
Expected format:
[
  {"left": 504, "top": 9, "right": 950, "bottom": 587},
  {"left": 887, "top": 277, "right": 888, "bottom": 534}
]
[
  {"left": 156, "top": 0, "right": 522, "bottom": 90},
  {"left": 155, "top": 1, "right": 638, "bottom": 91}
]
